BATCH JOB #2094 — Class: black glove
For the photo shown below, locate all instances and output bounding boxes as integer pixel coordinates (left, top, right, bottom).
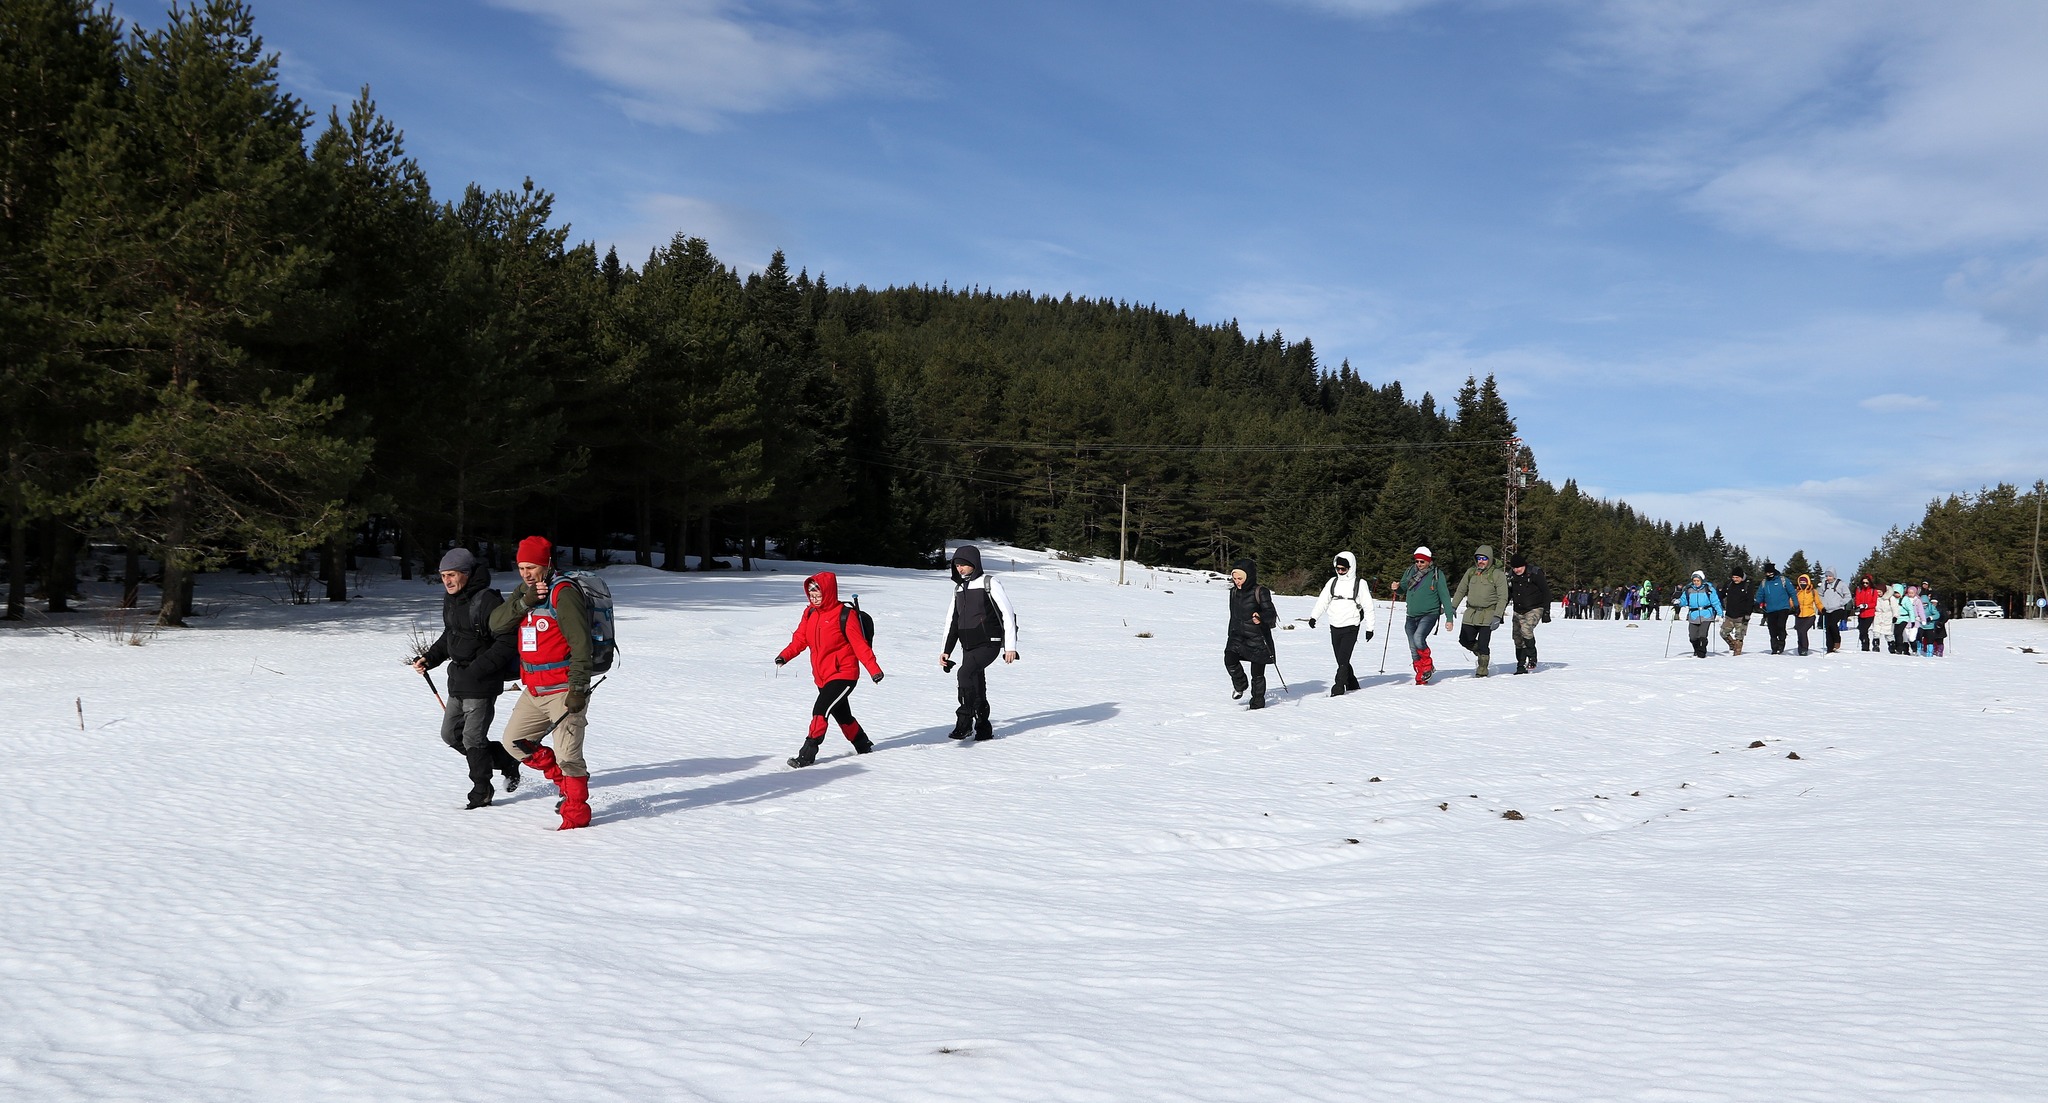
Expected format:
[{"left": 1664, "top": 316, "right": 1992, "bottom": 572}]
[
  {"left": 774, "top": 656, "right": 788, "bottom": 666},
  {"left": 1365, "top": 630, "right": 1374, "bottom": 640},
  {"left": 565, "top": 688, "right": 588, "bottom": 714},
  {"left": 941, "top": 656, "right": 955, "bottom": 672},
  {"left": 1308, "top": 618, "right": 1317, "bottom": 628},
  {"left": 871, "top": 671, "right": 885, "bottom": 684}
]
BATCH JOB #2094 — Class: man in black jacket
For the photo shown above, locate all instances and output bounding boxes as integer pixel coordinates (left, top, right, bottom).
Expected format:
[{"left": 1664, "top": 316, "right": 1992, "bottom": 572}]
[
  {"left": 414, "top": 548, "right": 521, "bottom": 808},
  {"left": 1224, "top": 558, "right": 1279, "bottom": 709},
  {"left": 1718, "top": 567, "right": 1758, "bottom": 657},
  {"left": 1505, "top": 552, "right": 1552, "bottom": 674}
]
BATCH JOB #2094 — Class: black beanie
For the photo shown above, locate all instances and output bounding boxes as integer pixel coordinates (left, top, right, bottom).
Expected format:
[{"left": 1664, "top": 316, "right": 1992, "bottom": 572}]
[{"left": 1508, "top": 552, "right": 1527, "bottom": 568}]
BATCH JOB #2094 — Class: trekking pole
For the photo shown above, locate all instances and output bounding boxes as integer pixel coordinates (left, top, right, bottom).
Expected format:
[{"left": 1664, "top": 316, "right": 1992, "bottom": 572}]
[
  {"left": 411, "top": 663, "right": 445, "bottom": 711},
  {"left": 535, "top": 675, "right": 607, "bottom": 741},
  {"left": 1663, "top": 613, "right": 1678, "bottom": 658},
  {"left": 1376, "top": 597, "right": 1398, "bottom": 673}
]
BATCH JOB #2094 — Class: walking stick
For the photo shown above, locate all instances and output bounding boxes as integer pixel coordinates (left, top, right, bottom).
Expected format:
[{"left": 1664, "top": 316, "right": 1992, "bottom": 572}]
[
  {"left": 416, "top": 665, "right": 446, "bottom": 710},
  {"left": 1663, "top": 612, "right": 1679, "bottom": 658},
  {"left": 1376, "top": 597, "right": 1398, "bottom": 673}
]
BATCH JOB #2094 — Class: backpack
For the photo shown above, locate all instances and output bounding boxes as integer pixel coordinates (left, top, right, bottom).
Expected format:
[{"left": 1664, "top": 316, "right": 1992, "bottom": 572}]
[
  {"left": 551, "top": 572, "right": 617, "bottom": 673},
  {"left": 840, "top": 594, "right": 875, "bottom": 645}
]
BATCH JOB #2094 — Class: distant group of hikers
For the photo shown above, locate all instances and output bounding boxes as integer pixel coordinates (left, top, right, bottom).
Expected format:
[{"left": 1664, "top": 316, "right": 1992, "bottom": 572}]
[
  {"left": 409, "top": 537, "right": 1950, "bottom": 832},
  {"left": 1673, "top": 564, "right": 1951, "bottom": 659}
]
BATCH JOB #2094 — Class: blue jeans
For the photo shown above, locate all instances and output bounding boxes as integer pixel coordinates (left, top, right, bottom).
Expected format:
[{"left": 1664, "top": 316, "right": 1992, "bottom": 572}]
[{"left": 1404, "top": 612, "right": 1440, "bottom": 659}]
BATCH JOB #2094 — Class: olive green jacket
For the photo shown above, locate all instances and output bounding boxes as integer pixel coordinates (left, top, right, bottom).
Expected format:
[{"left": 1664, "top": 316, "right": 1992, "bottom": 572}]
[{"left": 1451, "top": 545, "right": 1509, "bottom": 625}]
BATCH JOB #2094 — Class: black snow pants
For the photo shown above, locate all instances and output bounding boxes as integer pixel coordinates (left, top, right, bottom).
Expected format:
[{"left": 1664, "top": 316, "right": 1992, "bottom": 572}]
[
  {"left": 953, "top": 645, "right": 999, "bottom": 737},
  {"left": 1329, "top": 624, "right": 1361, "bottom": 692},
  {"left": 1764, "top": 611, "right": 1791, "bottom": 653},
  {"left": 1224, "top": 643, "right": 1269, "bottom": 706}
]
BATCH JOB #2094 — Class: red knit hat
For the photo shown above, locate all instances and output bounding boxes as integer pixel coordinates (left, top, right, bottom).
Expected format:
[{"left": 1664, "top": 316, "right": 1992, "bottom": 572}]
[{"left": 515, "top": 535, "right": 553, "bottom": 567}]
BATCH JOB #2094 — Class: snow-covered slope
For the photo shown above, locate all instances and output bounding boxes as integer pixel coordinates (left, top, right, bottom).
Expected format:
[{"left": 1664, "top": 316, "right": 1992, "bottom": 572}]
[{"left": 5, "top": 546, "right": 2046, "bottom": 1101}]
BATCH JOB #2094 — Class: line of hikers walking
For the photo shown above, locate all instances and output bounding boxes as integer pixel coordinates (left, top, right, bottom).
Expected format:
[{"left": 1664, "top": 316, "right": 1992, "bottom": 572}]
[{"left": 409, "top": 538, "right": 1948, "bottom": 831}]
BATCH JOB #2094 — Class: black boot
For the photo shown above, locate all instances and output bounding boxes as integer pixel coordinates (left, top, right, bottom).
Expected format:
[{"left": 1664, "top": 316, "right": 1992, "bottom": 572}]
[
  {"left": 1330, "top": 681, "right": 1347, "bottom": 697},
  {"left": 1525, "top": 643, "right": 1538, "bottom": 671},
  {"left": 787, "top": 736, "right": 823, "bottom": 769},
  {"left": 851, "top": 732, "right": 874, "bottom": 754},
  {"left": 491, "top": 742, "right": 521, "bottom": 793},
  {"left": 463, "top": 745, "right": 497, "bottom": 809},
  {"left": 1510, "top": 643, "right": 1528, "bottom": 673}
]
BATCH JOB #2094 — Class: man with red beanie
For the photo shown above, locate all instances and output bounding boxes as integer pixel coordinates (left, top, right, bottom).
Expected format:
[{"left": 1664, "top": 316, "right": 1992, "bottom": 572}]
[{"left": 490, "top": 536, "right": 595, "bottom": 830}]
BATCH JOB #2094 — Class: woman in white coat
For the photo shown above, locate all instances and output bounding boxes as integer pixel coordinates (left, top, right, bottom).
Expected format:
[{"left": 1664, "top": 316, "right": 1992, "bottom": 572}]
[{"left": 1309, "top": 551, "right": 1374, "bottom": 696}]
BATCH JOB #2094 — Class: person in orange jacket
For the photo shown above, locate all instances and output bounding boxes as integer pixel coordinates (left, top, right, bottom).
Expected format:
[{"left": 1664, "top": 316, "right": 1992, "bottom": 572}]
[
  {"left": 776, "top": 571, "right": 884, "bottom": 768},
  {"left": 1792, "top": 573, "right": 1824, "bottom": 656}
]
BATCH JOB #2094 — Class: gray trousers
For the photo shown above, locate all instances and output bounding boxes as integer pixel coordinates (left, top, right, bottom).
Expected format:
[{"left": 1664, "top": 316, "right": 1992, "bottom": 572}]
[{"left": 439, "top": 696, "right": 499, "bottom": 752}]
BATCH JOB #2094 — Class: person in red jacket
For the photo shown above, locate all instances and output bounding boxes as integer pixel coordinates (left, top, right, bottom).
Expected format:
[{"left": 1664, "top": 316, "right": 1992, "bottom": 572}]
[
  {"left": 1853, "top": 575, "right": 1882, "bottom": 652},
  {"left": 776, "top": 571, "right": 884, "bottom": 768},
  {"left": 490, "top": 535, "right": 595, "bottom": 830}
]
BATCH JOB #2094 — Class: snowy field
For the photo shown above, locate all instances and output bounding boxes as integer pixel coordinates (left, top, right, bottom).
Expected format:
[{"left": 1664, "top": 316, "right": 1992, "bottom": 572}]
[{"left": 4, "top": 545, "right": 2046, "bottom": 1102}]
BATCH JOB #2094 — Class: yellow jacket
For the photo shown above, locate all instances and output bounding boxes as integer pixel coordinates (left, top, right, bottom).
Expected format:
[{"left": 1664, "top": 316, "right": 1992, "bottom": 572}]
[{"left": 1794, "top": 577, "right": 1824, "bottom": 617}]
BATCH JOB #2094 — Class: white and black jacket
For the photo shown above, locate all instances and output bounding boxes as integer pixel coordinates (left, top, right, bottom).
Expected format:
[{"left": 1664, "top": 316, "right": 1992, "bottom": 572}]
[
  {"left": 941, "top": 545, "right": 1019, "bottom": 655},
  {"left": 1309, "top": 551, "right": 1373, "bottom": 629}
]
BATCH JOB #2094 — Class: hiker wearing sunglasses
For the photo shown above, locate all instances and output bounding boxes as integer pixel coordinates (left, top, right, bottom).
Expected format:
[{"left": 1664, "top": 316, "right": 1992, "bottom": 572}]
[
  {"left": 1450, "top": 545, "right": 1509, "bottom": 678},
  {"left": 1308, "top": 551, "right": 1373, "bottom": 696}
]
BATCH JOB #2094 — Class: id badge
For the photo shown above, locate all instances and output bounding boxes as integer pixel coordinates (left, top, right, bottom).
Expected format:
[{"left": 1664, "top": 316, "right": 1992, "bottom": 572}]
[{"left": 520, "top": 625, "right": 538, "bottom": 652}]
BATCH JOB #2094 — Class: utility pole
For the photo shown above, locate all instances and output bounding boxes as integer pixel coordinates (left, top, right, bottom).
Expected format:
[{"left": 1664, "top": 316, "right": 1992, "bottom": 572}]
[
  {"left": 2031, "top": 479, "right": 2044, "bottom": 618},
  {"left": 1119, "top": 482, "right": 1128, "bottom": 586},
  {"left": 1501, "top": 437, "right": 1527, "bottom": 556}
]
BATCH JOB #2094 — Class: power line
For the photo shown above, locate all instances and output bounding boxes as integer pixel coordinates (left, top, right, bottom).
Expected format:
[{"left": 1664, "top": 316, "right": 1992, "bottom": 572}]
[{"left": 918, "top": 437, "right": 1515, "bottom": 454}]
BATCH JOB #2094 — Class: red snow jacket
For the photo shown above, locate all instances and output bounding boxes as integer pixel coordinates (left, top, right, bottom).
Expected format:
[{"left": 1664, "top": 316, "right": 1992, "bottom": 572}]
[
  {"left": 1854, "top": 584, "right": 1881, "bottom": 617},
  {"left": 777, "top": 571, "right": 882, "bottom": 686}
]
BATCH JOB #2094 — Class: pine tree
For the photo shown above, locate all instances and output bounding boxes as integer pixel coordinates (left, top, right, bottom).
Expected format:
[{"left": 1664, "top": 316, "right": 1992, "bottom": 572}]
[
  {"left": 0, "top": 0, "right": 119, "bottom": 618},
  {"left": 49, "top": 0, "right": 365, "bottom": 625}
]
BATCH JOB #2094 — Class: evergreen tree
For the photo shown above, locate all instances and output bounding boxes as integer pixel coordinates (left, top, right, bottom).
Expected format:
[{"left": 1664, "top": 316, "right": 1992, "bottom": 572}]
[
  {"left": 48, "top": 0, "right": 364, "bottom": 625},
  {"left": 0, "top": 0, "right": 119, "bottom": 617}
]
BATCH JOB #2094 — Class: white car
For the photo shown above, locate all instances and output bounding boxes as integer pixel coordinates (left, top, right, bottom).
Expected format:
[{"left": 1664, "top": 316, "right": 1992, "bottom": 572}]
[{"left": 1962, "top": 599, "right": 2004, "bottom": 619}]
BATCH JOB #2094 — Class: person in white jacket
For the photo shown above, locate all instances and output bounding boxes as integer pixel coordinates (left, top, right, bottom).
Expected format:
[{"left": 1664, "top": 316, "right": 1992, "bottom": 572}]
[
  {"left": 1308, "top": 551, "right": 1373, "bottom": 696},
  {"left": 938, "top": 544, "right": 1019, "bottom": 740}
]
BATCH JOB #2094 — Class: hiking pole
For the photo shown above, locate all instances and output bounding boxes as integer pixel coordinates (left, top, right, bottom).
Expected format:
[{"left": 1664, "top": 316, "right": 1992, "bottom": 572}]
[
  {"left": 1663, "top": 613, "right": 1678, "bottom": 658},
  {"left": 1377, "top": 597, "right": 1398, "bottom": 673},
  {"left": 535, "top": 675, "right": 608, "bottom": 742},
  {"left": 408, "top": 662, "right": 446, "bottom": 711}
]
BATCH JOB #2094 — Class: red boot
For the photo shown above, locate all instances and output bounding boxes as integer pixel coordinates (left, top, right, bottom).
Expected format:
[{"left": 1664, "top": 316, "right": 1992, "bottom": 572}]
[
  {"left": 1415, "top": 647, "right": 1435, "bottom": 685},
  {"left": 556, "top": 774, "right": 591, "bottom": 830}
]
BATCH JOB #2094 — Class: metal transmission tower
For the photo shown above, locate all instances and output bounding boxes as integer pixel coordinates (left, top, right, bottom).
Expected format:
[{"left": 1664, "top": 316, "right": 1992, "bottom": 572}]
[{"left": 1501, "top": 437, "right": 1530, "bottom": 555}]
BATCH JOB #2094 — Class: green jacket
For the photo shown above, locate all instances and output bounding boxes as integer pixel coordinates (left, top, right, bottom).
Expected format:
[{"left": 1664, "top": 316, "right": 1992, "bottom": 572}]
[
  {"left": 1397, "top": 562, "right": 1455, "bottom": 618},
  {"left": 489, "top": 573, "right": 594, "bottom": 693},
  {"left": 1451, "top": 545, "right": 1509, "bottom": 624}
]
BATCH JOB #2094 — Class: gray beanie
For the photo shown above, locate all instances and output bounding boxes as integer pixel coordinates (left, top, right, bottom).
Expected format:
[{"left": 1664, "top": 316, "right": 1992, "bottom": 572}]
[{"left": 438, "top": 547, "right": 478, "bottom": 574}]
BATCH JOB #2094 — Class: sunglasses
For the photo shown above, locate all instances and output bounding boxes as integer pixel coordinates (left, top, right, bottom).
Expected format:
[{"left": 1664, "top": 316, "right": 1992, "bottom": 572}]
[
  {"left": 1475, "top": 556, "right": 1490, "bottom": 562},
  {"left": 1333, "top": 563, "right": 1349, "bottom": 570}
]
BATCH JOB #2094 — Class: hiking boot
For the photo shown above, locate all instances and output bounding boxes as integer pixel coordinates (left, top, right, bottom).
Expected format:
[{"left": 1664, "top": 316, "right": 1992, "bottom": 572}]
[
  {"left": 1248, "top": 697, "right": 1266, "bottom": 710},
  {"left": 1475, "top": 655, "right": 1490, "bottom": 678},
  {"left": 788, "top": 736, "right": 823, "bottom": 768},
  {"left": 465, "top": 785, "right": 493, "bottom": 810},
  {"left": 1330, "top": 684, "right": 1347, "bottom": 697},
  {"left": 852, "top": 733, "right": 874, "bottom": 754}
]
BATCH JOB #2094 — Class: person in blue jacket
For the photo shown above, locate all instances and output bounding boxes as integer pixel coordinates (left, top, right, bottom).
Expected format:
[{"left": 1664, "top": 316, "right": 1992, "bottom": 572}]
[
  {"left": 1675, "top": 570, "right": 1724, "bottom": 658},
  {"left": 1754, "top": 561, "right": 1798, "bottom": 654}
]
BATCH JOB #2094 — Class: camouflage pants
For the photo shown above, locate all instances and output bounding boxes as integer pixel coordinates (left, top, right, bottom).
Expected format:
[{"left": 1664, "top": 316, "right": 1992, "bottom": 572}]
[
  {"left": 1720, "top": 616, "right": 1749, "bottom": 648},
  {"left": 1511, "top": 607, "right": 1543, "bottom": 645}
]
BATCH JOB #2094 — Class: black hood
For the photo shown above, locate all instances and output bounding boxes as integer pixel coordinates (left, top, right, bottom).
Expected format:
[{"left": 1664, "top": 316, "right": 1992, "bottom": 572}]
[
  {"left": 951, "top": 544, "right": 984, "bottom": 584},
  {"left": 1231, "top": 558, "right": 1258, "bottom": 589}
]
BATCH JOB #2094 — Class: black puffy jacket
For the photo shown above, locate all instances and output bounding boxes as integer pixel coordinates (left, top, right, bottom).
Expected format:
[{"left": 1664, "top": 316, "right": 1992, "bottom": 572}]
[
  {"left": 1226, "top": 559, "right": 1278, "bottom": 661},
  {"left": 1507, "top": 564, "right": 1552, "bottom": 613},
  {"left": 423, "top": 568, "right": 518, "bottom": 698}
]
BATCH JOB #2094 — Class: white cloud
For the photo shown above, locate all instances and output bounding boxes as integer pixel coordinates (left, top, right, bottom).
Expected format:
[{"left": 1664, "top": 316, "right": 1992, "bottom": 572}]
[
  {"left": 1858, "top": 393, "right": 1937, "bottom": 413},
  {"left": 1947, "top": 255, "right": 2048, "bottom": 340},
  {"left": 597, "top": 193, "right": 794, "bottom": 273},
  {"left": 1576, "top": 0, "right": 2048, "bottom": 255},
  {"left": 485, "top": 0, "right": 909, "bottom": 131}
]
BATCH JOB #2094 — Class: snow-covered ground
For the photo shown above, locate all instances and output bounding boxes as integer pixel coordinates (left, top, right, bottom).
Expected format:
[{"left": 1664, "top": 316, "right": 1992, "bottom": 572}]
[{"left": 4, "top": 545, "right": 2046, "bottom": 1102}]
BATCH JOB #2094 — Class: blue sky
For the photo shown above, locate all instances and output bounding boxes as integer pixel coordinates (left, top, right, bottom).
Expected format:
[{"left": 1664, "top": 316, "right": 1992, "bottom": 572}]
[{"left": 129, "top": 0, "right": 2048, "bottom": 573}]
